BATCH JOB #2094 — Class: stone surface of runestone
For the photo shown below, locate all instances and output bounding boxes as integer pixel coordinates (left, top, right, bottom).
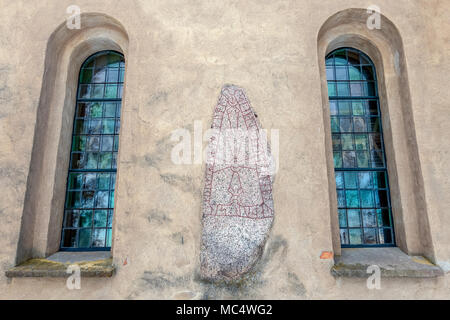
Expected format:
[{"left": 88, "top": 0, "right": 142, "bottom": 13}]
[{"left": 200, "top": 85, "right": 275, "bottom": 282}]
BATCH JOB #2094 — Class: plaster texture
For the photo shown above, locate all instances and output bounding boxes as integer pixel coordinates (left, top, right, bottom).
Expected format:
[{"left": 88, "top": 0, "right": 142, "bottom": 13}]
[{"left": 0, "top": 0, "right": 449, "bottom": 299}]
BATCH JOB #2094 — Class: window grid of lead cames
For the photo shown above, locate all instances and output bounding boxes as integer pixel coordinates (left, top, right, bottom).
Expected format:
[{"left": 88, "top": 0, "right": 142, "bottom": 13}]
[
  {"left": 70, "top": 102, "right": 121, "bottom": 171},
  {"left": 335, "top": 171, "right": 394, "bottom": 245},
  {"left": 62, "top": 172, "right": 116, "bottom": 248},
  {"left": 61, "top": 51, "right": 124, "bottom": 250},
  {"left": 326, "top": 47, "right": 395, "bottom": 247},
  {"left": 326, "top": 48, "right": 377, "bottom": 98},
  {"left": 330, "top": 99, "right": 385, "bottom": 169},
  {"left": 78, "top": 54, "right": 124, "bottom": 100}
]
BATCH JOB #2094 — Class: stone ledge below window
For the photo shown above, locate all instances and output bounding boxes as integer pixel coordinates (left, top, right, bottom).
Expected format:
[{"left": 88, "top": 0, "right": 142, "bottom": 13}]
[
  {"left": 5, "top": 252, "right": 114, "bottom": 278},
  {"left": 331, "top": 247, "right": 444, "bottom": 278}
]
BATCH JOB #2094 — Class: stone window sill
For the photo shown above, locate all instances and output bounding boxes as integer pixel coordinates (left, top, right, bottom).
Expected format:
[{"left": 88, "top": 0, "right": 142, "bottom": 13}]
[
  {"left": 331, "top": 247, "right": 444, "bottom": 278},
  {"left": 5, "top": 251, "right": 114, "bottom": 278}
]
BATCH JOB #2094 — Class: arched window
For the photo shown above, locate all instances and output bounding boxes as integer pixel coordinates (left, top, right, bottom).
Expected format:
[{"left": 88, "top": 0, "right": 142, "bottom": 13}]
[
  {"left": 60, "top": 51, "right": 124, "bottom": 250},
  {"left": 326, "top": 48, "right": 395, "bottom": 247}
]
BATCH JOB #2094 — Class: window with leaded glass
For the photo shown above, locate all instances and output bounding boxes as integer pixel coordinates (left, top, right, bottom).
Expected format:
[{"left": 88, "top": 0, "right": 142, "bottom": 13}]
[
  {"left": 326, "top": 48, "right": 395, "bottom": 247},
  {"left": 60, "top": 51, "right": 124, "bottom": 250}
]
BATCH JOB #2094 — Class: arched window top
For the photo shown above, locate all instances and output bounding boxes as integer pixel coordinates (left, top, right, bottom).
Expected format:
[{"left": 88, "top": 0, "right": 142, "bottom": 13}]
[
  {"left": 78, "top": 51, "right": 125, "bottom": 100},
  {"left": 61, "top": 50, "right": 125, "bottom": 251},
  {"left": 325, "top": 48, "right": 377, "bottom": 98}
]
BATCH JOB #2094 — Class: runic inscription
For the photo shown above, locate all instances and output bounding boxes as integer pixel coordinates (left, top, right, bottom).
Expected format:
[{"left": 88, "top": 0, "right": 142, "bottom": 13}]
[{"left": 200, "top": 84, "right": 275, "bottom": 281}]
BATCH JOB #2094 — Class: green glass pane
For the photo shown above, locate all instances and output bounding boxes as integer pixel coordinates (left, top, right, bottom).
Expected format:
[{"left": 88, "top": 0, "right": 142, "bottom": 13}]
[
  {"left": 114, "top": 136, "right": 119, "bottom": 151},
  {"left": 92, "top": 68, "right": 106, "bottom": 83},
  {"left": 94, "top": 210, "right": 108, "bottom": 227},
  {"left": 87, "top": 136, "right": 100, "bottom": 151},
  {"left": 119, "top": 68, "right": 125, "bottom": 82},
  {"left": 337, "top": 83, "right": 350, "bottom": 96},
  {"left": 68, "top": 173, "right": 83, "bottom": 190},
  {"left": 92, "top": 84, "right": 104, "bottom": 98},
  {"left": 342, "top": 151, "right": 356, "bottom": 168},
  {"left": 329, "top": 101, "right": 338, "bottom": 115},
  {"left": 338, "top": 209, "right": 347, "bottom": 227},
  {"left": 353, "top": 117, "right": 366, "bottom": 132},
  {"left": 326, "top": 67, "right": 335, "bottom": 80},
  {"left": 111, "top": 174, "right": 116, "bottom": 189},
  {"left": 109, "top": 191, "right": 114, "bottom": 208},
  {"left": 327, "top": 82, "right": 336, "bottom": 96},
  {"left": 106, "top": 69, "right": 119, "bottom": 82},
  {"left": 107, "top": 210, "right": 114, "bottom": 227},
  {"left": 334, "top": 50, "right": 347, "bottom": 65},
  {"left": 337, "top": 190, "right": 345, "bottom": 207},
  {"left": 362, "top": 209, "right": 377, "bottom": 227},
  {"left": 105, "top": 85, "right": 118, "bottom": 98},
  {"left": 339, "top": 118, "right": 352, "bottom": 132},
  {"left": 357, "top": 151, "right": 369, "bottom": 168},
  {"left": 83, "top": 173, "right": 96, "bottom": 190},
  {"left": 349, "top": 229, "right": 362, "bottom": 245},
  {"left": 97, "top": 173, "right": 110, "bottom": 190},
  {"left": 90, "top": 103, "right": 103, "bottom": 117},
  {"left": 101, "top": 136, "right": 114, "bottom": 152},
  {"left": 330, "top": 117, "right": 339, "bottom": 133},
  {"left": 349, "top": 66, "right": 362, "bottom": 80},
  {"left": 74, "top": 119, "right": 87, "bottom": 134},
  {"left": 352, "top": 101, "right": 364, "bottom": 115},
  {"left": 92, "top": 229, "right": 106, "bottom": 247},
  {"left": 358, "top": 172, "right": 372, "bottom": 188},
  {"left": 354, "top": 134, "right": 368, "bottom": 150},
  {"left": 64, "top": 210, "right": 79, "bottom": 228},
  {"left": 363, "top": 228, "right": 377, "bottom": 244},
  {"left": 81, "top": 190, "right": 94, "bottom": 208},
  {"left": 332, "top": 134, "right": 341, "bottom": 151},
  {"left": 86, "top": 152, "right": 98, "bottom": 169},
  {"left": 350, "top": 82, "right": 363, "bottom": 96},
  {"left": 79, "top": 210, "right": 92, "bottom": 227},
  {"left": 335, "top": 172, "right": 344, "bottom": 188},
  {"left": 335, "top": 66, "right": 348, "bottom": 80},
  {"left": 66, "top": 191, "right": 81, "bottom": 209},
  {"left": 369, "top": 118, "right": 380, "bottom": 132},
  {"left": 80, "top": 68, "right": 92, "bottom": 83},
  {"left": 374, "top": 172, "right": 387, "bottom": 188},
  {"left": 78, "top": 85, "right": 91, "bottom": 98},
  {"left": 340, "top": 229, "right": 349, "bottom": 245},
  {"left": 106, "top": 229, "right": 112, "bottom": 247},
  {"left": 99, "top": 152, "right": 112, "bottom": 169},
  {"left": 72, "top": 136, "right": 86, "bottom": 152},
  {"left": 360, "top": 190, "right": 374, "bottom": 207},
  {"left": 70, "top": 153, "right": 85, "bottom": 169},
  {"left": 341, "top": 134, "right": 353, "bottom": 150},
  {"left": 103, "top": 119, "right": 115, "bottom": 134},
  {"left": 95, "top": 191, "right": 109, "bottom": 208},
  {"left": 89, "top": 119, "right": 102, "bottom": 134},
  {"left": 78, "top": 229, "right": 92, "bottom": 248},
  {"left": 346, "top": 190, "right": 360, "bottom": 208},
  {"left": 347, "top": 210, "right": 361, "bottom": 227},
  {"left": 325, "top": 57, "right": 334, "bottom": 65},
  {"left": 374, "top": 190, "right": 389, "bottom": 207},
  {"left": 115, "top": 120, "right": 120, "bottom": 134},
  {"left": 333, "top": 152, "right": 342, "bottom": 168},
  {"left": 104, "top": 103, "right": 116, "bottom": 117},
  {"left": 338, "top": 101, "right": 351, "bottom": 115},
  {"left": 344, "top": 172, "right": 358, "bottom": 188}
]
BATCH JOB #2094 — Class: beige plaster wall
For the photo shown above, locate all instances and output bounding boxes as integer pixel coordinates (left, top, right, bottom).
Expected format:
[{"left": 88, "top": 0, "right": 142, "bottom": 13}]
[{"left": 0, "top": 0, "right": 449, "bottom": 299}]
